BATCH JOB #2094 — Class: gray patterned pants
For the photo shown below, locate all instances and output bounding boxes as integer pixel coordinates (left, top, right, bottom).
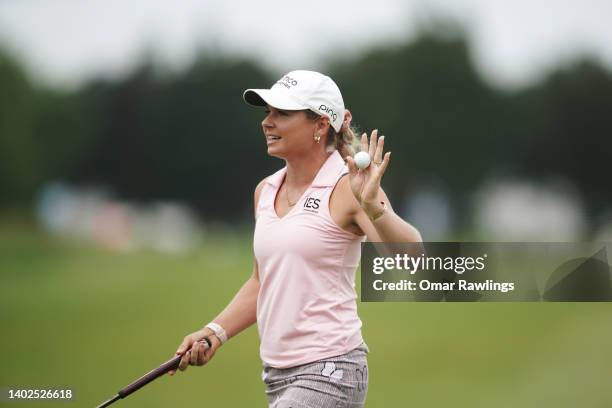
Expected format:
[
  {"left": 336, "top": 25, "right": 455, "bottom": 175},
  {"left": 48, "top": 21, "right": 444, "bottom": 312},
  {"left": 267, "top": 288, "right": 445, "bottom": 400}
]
[{"left": 261, "top": 344, "right": 369, "bottom": 408}]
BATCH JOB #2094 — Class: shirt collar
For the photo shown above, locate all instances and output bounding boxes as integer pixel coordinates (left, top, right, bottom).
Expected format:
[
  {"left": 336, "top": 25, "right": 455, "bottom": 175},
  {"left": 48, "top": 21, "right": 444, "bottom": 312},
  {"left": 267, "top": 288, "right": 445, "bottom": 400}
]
[{"left": 265, "top": 150, "right": 347, "bottom": 189}]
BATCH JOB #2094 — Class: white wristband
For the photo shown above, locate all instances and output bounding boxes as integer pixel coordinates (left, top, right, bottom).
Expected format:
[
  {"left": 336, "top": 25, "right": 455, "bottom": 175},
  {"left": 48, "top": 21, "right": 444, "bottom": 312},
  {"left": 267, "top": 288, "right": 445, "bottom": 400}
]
[{"left": 205, "top": 322, "right": 228, "bottom": 344}]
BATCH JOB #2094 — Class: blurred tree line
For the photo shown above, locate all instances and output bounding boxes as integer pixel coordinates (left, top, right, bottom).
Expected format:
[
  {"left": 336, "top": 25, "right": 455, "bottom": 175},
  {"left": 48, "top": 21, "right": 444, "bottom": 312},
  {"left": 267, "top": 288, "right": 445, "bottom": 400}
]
[{"left": 1, "top": 30, "right": 611, "bottom": 223}]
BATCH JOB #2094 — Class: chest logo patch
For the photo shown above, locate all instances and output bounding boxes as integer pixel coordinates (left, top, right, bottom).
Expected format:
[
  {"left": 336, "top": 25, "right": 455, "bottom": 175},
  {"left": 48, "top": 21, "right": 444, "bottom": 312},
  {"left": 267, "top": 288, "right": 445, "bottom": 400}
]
[{"left": 303, "top": 197, "right": 321, "bottom": 213}]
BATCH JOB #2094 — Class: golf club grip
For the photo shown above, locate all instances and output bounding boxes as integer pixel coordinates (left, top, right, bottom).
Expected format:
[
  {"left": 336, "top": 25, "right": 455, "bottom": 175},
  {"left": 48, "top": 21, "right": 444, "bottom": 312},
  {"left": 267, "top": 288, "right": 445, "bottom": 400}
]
[
  {"left": 117, "top": 338, "right": 211, "bottom": 398},
  {"left": 117, "top": 354, "right": 181, "bottom": 398}
]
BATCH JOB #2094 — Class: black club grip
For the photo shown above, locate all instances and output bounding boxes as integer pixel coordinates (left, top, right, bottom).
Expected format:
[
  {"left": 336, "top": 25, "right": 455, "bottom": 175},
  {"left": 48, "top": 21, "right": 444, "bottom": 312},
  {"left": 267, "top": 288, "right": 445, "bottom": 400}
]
[{"left": 117, "top": 337, "right": 211, "bottom": 398}]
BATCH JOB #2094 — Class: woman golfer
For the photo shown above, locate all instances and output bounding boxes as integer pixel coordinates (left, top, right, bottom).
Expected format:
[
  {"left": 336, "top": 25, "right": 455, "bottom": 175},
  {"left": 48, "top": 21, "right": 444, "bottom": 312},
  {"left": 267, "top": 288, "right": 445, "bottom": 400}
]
[{"left": 169, "top": 70, "right": 422, "bottom": 407}]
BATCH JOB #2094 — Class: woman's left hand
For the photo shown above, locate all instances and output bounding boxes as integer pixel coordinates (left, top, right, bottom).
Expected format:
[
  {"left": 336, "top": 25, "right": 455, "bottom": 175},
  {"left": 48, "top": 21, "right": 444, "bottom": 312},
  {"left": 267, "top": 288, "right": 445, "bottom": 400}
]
[{"left": 346, "top": 129, "right": 391, "bottom": 217}]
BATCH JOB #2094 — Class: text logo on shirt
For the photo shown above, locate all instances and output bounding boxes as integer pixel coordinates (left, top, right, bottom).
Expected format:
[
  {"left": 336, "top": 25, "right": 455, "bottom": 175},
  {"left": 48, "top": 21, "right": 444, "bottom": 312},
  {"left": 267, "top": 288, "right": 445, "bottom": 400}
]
[{"left": 303, "top": 197, "right": 320, "bottom": 213}]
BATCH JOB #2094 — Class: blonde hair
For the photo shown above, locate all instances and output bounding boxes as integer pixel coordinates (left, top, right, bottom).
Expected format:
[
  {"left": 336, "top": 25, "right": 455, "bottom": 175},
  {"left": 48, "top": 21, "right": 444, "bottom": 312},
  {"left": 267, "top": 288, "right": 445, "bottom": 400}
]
[{"left": 305, "top": 110, "right": 360, "bottom": 160}]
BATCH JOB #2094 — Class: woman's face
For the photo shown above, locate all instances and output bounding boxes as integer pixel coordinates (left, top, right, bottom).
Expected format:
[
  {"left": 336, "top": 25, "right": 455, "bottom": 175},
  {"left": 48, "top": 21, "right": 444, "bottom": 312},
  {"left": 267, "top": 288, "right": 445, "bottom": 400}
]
[{"left": 261, "top": 105, "right": 319, "bottom": 159}]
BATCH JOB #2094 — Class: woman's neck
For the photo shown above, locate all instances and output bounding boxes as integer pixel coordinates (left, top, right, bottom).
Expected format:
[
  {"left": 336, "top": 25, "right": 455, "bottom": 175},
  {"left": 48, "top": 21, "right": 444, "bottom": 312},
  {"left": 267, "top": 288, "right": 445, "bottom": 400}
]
[{"left": 285, "top": 150, "right": 332, "bottom": 187}]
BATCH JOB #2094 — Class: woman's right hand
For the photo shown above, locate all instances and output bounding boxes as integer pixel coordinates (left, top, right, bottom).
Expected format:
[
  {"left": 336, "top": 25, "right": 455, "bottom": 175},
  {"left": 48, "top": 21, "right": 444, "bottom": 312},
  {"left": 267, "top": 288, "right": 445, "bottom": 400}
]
[{"left": 168, "top": 328, "right": 222, "bottom": 376}]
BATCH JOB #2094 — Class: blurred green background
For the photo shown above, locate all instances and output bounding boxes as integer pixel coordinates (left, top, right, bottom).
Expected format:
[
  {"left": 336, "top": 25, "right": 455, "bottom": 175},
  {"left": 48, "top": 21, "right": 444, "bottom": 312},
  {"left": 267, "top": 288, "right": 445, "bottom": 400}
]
[
  {"left": 2, "top": 218, "right": 612, "bottom": 407},
  {"left": 2, "top": 29, "right": 612, "bottom": 241},
  {"left": 2, "top": 2, "right": 612, "bottom": 407}
]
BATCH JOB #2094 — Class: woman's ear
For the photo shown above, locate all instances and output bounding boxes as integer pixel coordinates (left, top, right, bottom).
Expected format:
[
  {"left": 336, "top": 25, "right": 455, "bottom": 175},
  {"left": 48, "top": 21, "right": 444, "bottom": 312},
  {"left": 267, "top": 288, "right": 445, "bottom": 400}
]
[
  {"left": 316, "top": 116, "right": 332, "bottom": 135},
  {"left": 344, "top": 109, "right": 352, "bottom": 126},
  {"left": 340, "top": 109, "right": 352, "bottom": 133}
]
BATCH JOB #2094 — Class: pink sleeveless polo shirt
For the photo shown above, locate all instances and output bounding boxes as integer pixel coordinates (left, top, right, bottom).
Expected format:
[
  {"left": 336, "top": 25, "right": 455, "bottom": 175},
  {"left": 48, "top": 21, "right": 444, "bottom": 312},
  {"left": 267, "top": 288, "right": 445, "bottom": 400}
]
[{"left": 253, "top": 150, "right": 365, "bottom": 368}]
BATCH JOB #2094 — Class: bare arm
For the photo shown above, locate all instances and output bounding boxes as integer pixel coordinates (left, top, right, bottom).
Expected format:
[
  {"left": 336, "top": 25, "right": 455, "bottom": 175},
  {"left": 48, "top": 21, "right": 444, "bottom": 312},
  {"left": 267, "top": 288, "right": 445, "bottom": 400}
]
[
  {"left": 354, "top": 188, "right": 422, "bottom": 243},
  {"left": 208, "top": 261, "right": 259, "bottom": 339},
  {"left": 169, "top": 179, "right": 265, "bottom": 375},
  {"left": 345, "top": 130, "right": 422, "bottom": 243},
  {"left": 210, "top": 177, "right": 266, "bottom": 337}
]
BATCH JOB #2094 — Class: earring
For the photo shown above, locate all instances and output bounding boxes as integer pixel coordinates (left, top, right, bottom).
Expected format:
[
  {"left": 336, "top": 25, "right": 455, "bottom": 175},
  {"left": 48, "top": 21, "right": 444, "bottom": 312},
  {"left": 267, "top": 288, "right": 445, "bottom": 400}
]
[{"left": 314, "top": 133, "right": 321, "bottom": 143}]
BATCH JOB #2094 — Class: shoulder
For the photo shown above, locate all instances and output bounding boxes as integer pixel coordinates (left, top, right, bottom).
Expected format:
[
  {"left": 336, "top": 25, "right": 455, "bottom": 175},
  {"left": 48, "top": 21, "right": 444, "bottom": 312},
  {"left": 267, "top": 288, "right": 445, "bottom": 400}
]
[
  {"left": 331, "top": 173, "right": 361, "bottom": 216},
  {"left": 254, "top": 178, "right": 267, "bottom": 209},
  {"left": 328, "top": 172, "right": 366, "bottom": 236}
]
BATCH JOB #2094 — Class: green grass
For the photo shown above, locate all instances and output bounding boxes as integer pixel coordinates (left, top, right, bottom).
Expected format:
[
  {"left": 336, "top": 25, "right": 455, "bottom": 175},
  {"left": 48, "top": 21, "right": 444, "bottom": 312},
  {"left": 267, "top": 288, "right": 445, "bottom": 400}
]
[{"left": 1, "top": 221, "right": 611, "bottom": 407}]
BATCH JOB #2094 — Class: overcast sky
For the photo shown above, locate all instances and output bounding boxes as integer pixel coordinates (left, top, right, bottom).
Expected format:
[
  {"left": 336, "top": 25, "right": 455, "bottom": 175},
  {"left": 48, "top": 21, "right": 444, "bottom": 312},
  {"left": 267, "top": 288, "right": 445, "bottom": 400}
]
[{"left": 0, "top": 0, "right": 611, "bottom": 90}]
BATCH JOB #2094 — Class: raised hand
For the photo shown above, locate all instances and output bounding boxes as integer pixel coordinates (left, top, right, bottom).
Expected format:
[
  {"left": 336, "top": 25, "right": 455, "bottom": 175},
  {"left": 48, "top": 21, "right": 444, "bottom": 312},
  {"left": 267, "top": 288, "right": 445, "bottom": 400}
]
[{"left": 345, "top": 129, "right": 391, "bottom": 216}]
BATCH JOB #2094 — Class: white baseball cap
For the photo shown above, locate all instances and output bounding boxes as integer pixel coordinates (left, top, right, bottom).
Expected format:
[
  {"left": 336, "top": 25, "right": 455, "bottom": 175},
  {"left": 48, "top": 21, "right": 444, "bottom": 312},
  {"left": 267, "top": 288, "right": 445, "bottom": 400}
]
[{"left": 243, "top": 70, "right": 345, "bottom": 132}]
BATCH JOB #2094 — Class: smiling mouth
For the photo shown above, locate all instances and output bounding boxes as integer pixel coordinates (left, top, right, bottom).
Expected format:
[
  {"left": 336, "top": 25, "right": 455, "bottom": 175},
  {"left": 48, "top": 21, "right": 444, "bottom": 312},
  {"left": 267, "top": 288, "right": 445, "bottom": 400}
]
[{"left": 267, "top": 135, "right": 282, "bottom": 141}]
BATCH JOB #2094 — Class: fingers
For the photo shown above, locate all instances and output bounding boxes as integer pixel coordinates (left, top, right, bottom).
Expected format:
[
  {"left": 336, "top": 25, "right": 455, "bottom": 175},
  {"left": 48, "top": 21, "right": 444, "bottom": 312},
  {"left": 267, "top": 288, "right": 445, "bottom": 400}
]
[
  {"left": 368, "top": 129, "right": 378, "bottom": 158},
  {"left": 204, "top": 344, "right": 215, "bottom": 363},
  {"left": 373, "top": 135, "right": 385, "bottom": 165},
  {"left": 178, "top": 351, "right": 191, "bottom": 371},
  {"left": 346, "top": 156, "right": 358, "bottom": 177},
  {"left": 169, "top": 338, "right": 211, "bottom": 376},
  {"left": 170, "top": 333, "right": 195, "bottom": 375},
  {"left": 193, "top": 340, "right": 211, "bottom": 366},
  {"left": 190, "top": 341, "right": 200, "bottom": 365},
  {"left": 362, "top": 129, "right": 383, "bottom": 166},
  {"left": 203, "top": 336, "right": 220, "bottom": 362},
  {"left": 168, "top": 330, "right": 220, "bottom": 377},
  {"left": 373, "top": 152, "right": 391, "bottom": 181},
  {"left": 360, "top": 132, "right": 368, "bottom": 153},
  {"left": 176, "top": 335, "right": 192, "bottom": 356},
  {"left": 169, "top": 335, "right": 193, "bottom": 375}
]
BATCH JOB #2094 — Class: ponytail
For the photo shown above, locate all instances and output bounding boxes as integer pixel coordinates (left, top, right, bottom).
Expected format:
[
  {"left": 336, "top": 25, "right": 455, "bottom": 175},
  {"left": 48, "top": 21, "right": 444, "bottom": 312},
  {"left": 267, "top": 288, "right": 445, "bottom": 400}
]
[
  {"left": 305, "top": 110, "right": 361, "bottom": 160},
  {"left": 334, "top": 125, "right": 360, "bottom": 160}
]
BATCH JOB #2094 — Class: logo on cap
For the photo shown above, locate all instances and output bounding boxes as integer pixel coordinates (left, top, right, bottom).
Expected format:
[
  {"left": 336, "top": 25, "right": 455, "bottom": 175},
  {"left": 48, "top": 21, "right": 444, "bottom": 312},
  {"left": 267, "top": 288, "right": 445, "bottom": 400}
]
[
  {"left": 318, "top": 104, "right": 338, "bottom": 122},
  {"left": 277, "top": 75, "right": 298, "bottom": 89}
]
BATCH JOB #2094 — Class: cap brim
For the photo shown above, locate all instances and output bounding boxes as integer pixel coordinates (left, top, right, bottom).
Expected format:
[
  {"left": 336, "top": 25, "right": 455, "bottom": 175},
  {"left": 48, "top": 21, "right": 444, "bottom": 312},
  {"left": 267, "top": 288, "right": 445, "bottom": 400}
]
[{"left": 243, "top": 89, "right": 307, "bottom": 110}]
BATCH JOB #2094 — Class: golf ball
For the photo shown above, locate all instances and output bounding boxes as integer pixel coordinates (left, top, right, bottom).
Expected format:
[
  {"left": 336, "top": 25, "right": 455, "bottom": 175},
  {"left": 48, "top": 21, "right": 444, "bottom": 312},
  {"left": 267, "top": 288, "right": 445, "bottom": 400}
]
[{"left": 354, "top": 151, "right": 371, "bottom": 169}]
